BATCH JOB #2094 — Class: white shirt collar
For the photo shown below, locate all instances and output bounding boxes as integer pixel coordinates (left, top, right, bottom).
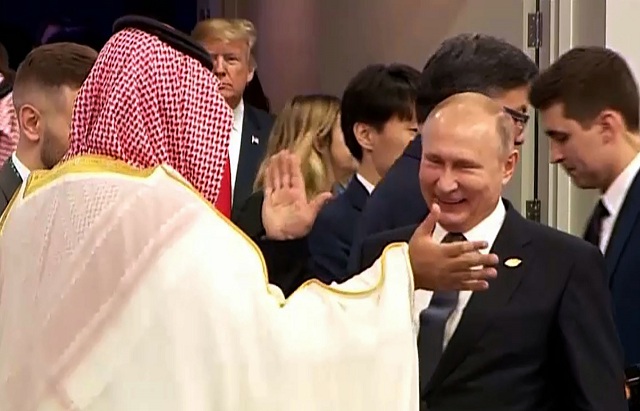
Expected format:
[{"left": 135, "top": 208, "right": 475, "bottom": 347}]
[
  {"left": 432, "top": 199, "right": 506, "bottom": 251},
  {"left": 601, "top": 152, "right": 640, "bottom": 218},
  {"left": 232, "top": 99, "right": 244, "bottom": 132},
  {"left": 355, "top": 173, "right": 375, "bottom": 194},
  {"left": 11, "top": 152, "right": 30, "bottom": 181}
]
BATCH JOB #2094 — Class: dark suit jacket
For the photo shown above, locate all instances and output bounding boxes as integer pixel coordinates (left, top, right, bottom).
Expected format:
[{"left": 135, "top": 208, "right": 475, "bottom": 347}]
[
  {"left": 360, "top": 201, "right": 627, "bottom": 411},
  {"left": 347, "top": 135, "right": 427, "bottom": 275},
  {"left": 307, "top": 176, "right": 369, "bottom": 283},
  {"left": 597, "top": 168, "right": 640, "bottom": 370},
  {"left": 231, "top": 104, "right": 273, "bottom": 223},
  {"left": 0, "top": 156, "right": 22, "bottom": 215}
]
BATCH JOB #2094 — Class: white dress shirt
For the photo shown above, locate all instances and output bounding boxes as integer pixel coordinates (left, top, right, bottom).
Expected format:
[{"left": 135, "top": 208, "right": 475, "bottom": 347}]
[
  {"left": 600, "top": 152, "right": 640, "bottom": 253},
  {"left": 11, "top": 152, "right": 30, "bottom": 181},
  {"left": 355, "top": 173, "right": 375, "bottom": 194},
  {"left": 415, "top": 199, "right": 506, "bottom": 349},
  {"left": 229, "top": 100, "right": 245, "bottom": 201}
]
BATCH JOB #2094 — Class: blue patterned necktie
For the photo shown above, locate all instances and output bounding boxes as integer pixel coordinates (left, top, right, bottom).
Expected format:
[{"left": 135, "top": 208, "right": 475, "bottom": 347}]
[{"left": 418, "top": 232, "right": 465, "bottom": 393}]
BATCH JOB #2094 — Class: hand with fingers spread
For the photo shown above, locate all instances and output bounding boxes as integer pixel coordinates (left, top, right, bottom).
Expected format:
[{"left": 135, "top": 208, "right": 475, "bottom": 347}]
[
  {"left": 262, "top": 150, "right": 333, "bottom": 240},
  {"left": 408, "top": 203, "right": 499, "bottom": 291}
]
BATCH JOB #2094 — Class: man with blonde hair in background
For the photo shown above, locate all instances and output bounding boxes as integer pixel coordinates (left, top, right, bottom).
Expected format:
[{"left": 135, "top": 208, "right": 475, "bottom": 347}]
[{"left": 192, "top": 18, "right": 273, "bottom": 221}]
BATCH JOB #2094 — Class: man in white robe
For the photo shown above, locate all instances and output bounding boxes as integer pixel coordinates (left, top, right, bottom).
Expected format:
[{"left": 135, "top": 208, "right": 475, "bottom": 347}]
[{"left": 0, "top": 17, "right": 498, "bottom": 411}]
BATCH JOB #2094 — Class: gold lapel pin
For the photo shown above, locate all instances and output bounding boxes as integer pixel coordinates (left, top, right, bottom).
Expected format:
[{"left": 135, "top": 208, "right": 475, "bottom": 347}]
[{"left": 504, "top": 258, "right": 522, "bottom": 268}]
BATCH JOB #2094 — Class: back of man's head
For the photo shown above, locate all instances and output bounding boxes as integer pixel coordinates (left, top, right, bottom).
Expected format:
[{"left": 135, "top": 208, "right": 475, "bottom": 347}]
[
  {"left": 417, "top": 33, "right": 538, "bottom": 123},
  {"left": 529, "top": 46, "right": 639, "bottom": 133},
  {"left": 13, "top": 42, "right": 97, "bottom": 109},
  {"left": 341, "top": 63, "right": 420, "bottom": 162}
]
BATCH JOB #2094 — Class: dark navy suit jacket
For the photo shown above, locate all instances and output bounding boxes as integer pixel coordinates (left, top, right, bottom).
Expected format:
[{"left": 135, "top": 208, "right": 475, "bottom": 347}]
[
  {"left": 359, "top": 201, "right": 627, "bottom": 411},
  {"left": 307, "top": 176, "right": 369, "bottom": 283},
  {"left": 595, "top": 168, "right": 640, "bottom": 370},
  {"left": 347, "top": 135, "right": 428, "bottom": 274},
  {"left": 231, "top": 104, "right": 273, "bottom": 223}
]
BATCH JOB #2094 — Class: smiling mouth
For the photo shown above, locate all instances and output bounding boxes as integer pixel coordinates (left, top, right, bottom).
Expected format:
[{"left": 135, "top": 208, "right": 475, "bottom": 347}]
[{"left": 437, "top": 198, "right": 465, "bottom": 206}]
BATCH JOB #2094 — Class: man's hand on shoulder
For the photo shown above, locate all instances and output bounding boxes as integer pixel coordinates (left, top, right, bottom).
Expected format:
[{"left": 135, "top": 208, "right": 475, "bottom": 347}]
[
  {"left": 262, "top": 151, "right": 332, "bottom": 240},
  {"left": 409, "top": 203, "right": 499, "bottom": 291}
]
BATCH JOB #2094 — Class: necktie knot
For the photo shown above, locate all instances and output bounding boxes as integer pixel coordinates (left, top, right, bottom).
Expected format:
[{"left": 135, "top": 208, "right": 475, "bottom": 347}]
[
  {"left": 595, "top": 199, "right": 610, "bottom": 219},
  {"left": 442, "top": 232, "right": 466, "bottom": 243},
  {"left": 584, "top": 199, "right": 609, "bottom": 247}
]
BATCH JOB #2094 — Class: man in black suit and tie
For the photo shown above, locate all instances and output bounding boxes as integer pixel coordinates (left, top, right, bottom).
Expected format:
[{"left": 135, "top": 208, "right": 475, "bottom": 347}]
[
  {"left": 191, "top": 19, "right": 273, "bottom": 221},
  {"left": 0, "top": 43, "right": 96, "bottom": 215},
  {"left": 530, "top": 46, "right": 640, "bottom": 409},
  {"left": 306, "top": 64, "right": 420, "bottom": 283},
  {"left": 359, "top": 92, "right": 627, "bottom": 411},
  {"left": 347, "top": 34, "right": 538, "bottom": 276}
]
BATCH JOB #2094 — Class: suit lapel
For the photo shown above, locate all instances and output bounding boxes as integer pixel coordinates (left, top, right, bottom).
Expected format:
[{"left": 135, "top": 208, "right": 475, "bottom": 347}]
[
  {"left": 426, "top": 204, "right": 532, "bottom": 394},
  {"left": 0, "top": 157, "right": 23, "bottom": 204},
  {"left": 233, "top": 106, "right": 265, "bottom": 213},
  {"left": 604, "top": 170, "right": 640, "bottom": 281},
  {"left": 344, "top": 177, "right": 369, "bottom": 213}
]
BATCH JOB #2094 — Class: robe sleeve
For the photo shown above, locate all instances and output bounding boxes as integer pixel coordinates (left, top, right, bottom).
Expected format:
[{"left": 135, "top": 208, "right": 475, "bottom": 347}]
[{"left": 59, "top": 207, "right": 420, "bottom": 411}]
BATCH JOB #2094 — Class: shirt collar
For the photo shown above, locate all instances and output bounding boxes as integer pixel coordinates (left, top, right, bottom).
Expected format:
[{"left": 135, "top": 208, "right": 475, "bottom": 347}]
[
  {"left": 232, "top": 99, "right": 244, "bottom": 132},
  {"left": 432, "top": 199, "right": 506, "bottom": 252},
  {"left": 602, "top": 152, "right": 640, "bottom": 217},
  {"left": 11, "top": 152, "right": 30, "bottom": 181},
  {"left": 355, "top": 173, "right": 375, "bottom": 194}
]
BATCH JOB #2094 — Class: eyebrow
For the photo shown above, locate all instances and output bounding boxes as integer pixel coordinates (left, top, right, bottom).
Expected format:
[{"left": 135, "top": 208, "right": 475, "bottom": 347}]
[{"left": 545, "top": 129, "right": 570, "bottom": 139}]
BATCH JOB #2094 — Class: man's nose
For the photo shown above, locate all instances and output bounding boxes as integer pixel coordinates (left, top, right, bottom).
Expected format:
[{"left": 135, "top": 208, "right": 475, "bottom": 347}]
[
  {"left": 549, "top": 142, "right": 564, "bottom": 164},
  {"left": 436, "top": 169, "right": 458, "bottom": 192},
  {"left": 213, "top": 57, "right": 227, "bottom": 76}
]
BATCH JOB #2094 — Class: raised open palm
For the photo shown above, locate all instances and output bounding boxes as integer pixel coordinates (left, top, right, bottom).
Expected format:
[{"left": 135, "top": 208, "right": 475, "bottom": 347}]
[{"left": 262, "top": 151, "right": 332, "bottom": 240}]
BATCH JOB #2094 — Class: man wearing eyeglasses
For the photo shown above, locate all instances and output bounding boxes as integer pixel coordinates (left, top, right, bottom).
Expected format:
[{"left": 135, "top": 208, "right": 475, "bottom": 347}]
[{"left": 347, "top": 33, "right": 538, "bottom": 276}]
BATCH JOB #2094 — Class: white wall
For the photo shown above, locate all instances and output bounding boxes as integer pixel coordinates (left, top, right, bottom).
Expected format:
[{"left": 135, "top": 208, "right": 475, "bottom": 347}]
[
  {"left": 225, "top": 0, "right": 527, "bottom": 110},
  {"left": 606, "top": 0, "right": 640, "bottom": 84},
  {"left": 223, "top": 0, "right": 536, "bottom": 212}
]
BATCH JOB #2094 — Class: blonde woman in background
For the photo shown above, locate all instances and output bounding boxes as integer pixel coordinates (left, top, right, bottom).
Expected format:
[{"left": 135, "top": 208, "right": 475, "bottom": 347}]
[
  {"left": 235, "top": 94, "right": 357, "bottom": 292},
  {"left": 254, "top": 94, "right": 356, "bottom": 197}
]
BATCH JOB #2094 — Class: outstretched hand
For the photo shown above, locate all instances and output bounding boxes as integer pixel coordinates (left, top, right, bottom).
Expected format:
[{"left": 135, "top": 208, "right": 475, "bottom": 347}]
[
  {"left": 262, "top": 151, "right": 333, "bottom": 240},
  {"left": 408, "top": 203, "right": 499, "bottom": 291}
]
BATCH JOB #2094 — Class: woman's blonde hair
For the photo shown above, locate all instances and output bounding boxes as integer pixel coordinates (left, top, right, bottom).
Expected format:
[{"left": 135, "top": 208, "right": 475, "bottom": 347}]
[{"left": 254, "top": 94, "right": 341, "bottom": 198}]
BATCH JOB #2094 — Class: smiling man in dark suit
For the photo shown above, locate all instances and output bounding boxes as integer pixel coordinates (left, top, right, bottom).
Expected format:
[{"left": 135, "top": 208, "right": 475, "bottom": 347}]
[
  {"left": 530, "top": 47, "right": 640, "bottom": 409},
  {"left": 0, "top": 42, "right": 96, "bottom": 215},
  {"left": 192, "top": 19, "right": 273, "bottom": 221},
  {"left": 347, "top": 34, "right": 538, "bottom": 276},
  {"left": 359, "top": 92, "right": 627, "bottom": 411}
]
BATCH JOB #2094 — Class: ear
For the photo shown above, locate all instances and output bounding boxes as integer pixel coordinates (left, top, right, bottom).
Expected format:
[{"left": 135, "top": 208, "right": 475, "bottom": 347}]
[
  {"left": 17, "top": 104, "right": 42, "bottom": 143},
  {"left": 246, "top": 62, "right": 255, "bottom": 83},
  {"left": 311, "top": 132, "right": 329, "bottom": 154},
  {"left": 502, "top": 149, "right": 519, "bottom": 186},
  {"left": 597, "top": 110, "right": 625, "bottom": 144},
  {"left": 353, "top": 122, "right": 374, "bottom": 153}
]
